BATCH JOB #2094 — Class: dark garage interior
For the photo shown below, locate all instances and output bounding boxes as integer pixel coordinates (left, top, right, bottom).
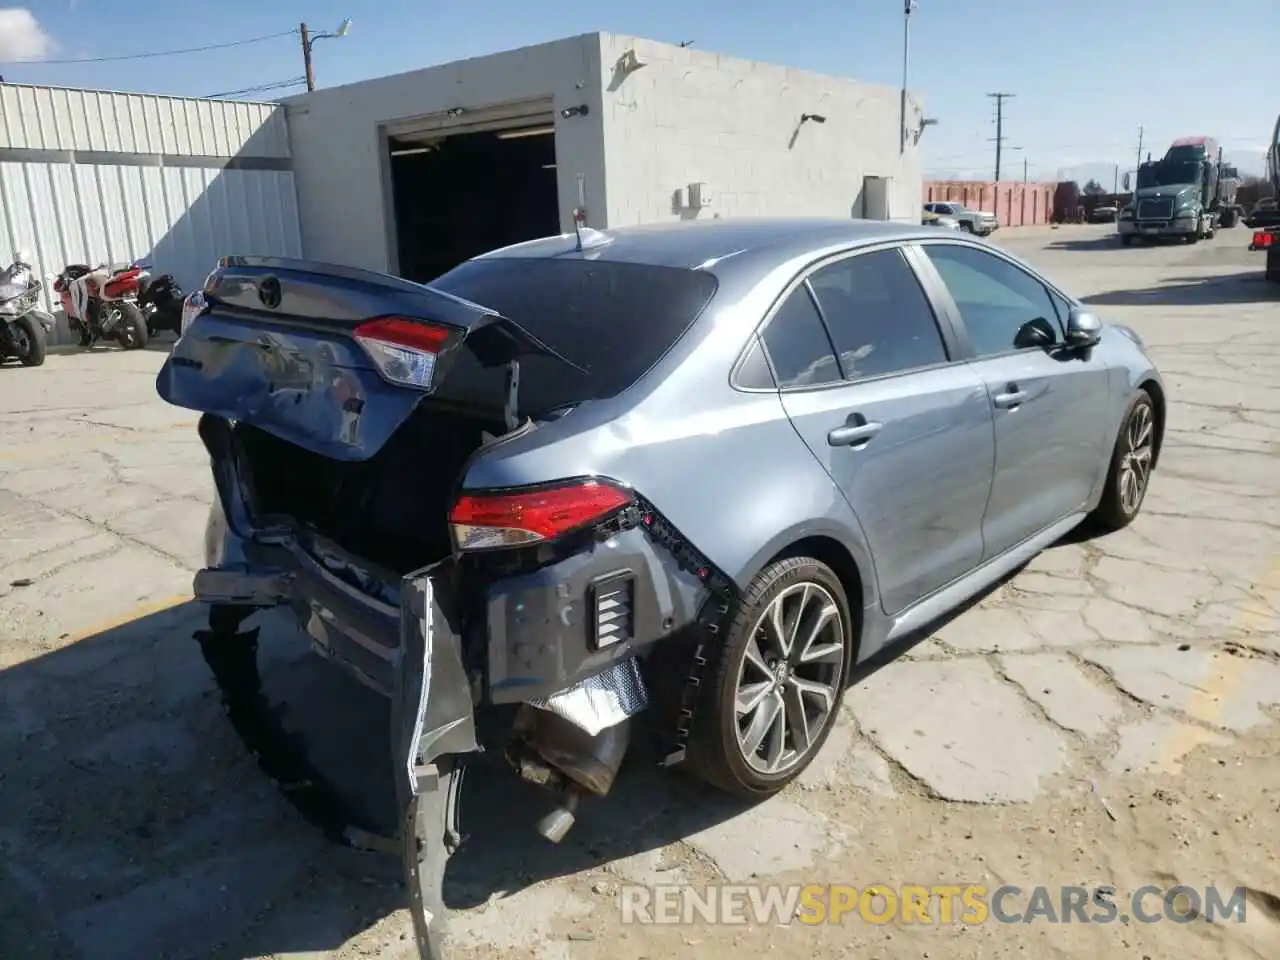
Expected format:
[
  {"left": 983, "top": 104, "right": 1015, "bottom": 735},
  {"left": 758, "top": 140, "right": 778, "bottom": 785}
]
[{"left": 388, "top": 124, "right": 561, "bottom": 284}]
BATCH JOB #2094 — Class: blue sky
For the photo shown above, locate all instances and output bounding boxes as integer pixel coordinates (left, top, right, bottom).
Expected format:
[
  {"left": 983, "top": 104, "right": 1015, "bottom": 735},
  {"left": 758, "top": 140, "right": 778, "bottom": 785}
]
[{"left": 2, "top": 0, "right": 1274, "bottom": 180}]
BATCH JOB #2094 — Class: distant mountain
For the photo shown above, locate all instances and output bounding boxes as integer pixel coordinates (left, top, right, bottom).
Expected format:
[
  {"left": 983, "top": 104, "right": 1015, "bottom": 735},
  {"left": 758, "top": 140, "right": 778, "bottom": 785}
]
[{"left": 926, "top": 150, "right": 1266, "bottom": 188}]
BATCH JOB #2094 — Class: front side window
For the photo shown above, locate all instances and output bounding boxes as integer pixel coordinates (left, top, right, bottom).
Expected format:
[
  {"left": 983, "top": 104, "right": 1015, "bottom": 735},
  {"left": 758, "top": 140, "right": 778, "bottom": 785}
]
[
  {"left": 806, "top": 248, "right": 948, "bottom": 380},
  {"left": 920, "top": 244, "right": 1059, "bottom": 358},
  {"left": 759, "top": 286, "right": 842, "bottom": 389}
]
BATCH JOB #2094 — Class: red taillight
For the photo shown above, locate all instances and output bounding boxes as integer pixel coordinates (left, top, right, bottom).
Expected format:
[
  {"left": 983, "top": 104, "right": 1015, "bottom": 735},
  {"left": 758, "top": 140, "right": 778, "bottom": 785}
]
[
  {"left": 1254, "top": 231, "right": 1274, "bottom": 248},
  {"left": 449, "top": 479, "right": 634, "bottom": 551},
  {"left": 353, "top": 316, "right": 453, "bottom": 389}
]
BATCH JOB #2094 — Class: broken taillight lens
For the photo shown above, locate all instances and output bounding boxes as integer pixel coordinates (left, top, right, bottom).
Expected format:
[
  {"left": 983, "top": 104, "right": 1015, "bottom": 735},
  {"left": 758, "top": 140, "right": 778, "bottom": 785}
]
[
  {"left": 353, "top": 316, "right": 453, "bottom": 389},
  {"left": 449, "top": 479, "right": 634, "bottom": 551}
]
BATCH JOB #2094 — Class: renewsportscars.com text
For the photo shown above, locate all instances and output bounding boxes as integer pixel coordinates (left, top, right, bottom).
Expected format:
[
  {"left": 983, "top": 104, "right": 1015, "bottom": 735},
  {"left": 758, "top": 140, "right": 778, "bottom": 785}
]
[{"left": 618, "top": 883, "right": 1247, "bottom": 926}]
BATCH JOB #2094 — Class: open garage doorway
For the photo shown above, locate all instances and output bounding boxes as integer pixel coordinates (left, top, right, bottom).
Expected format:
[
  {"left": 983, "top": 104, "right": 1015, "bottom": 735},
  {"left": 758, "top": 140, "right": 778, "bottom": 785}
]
[{"left": 387, "top": 116, "right": 560, "bottom": 284}]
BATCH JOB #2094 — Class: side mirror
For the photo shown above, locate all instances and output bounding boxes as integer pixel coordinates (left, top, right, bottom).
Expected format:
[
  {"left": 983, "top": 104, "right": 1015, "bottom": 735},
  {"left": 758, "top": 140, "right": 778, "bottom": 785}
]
[
  {"left": 1122, "top": 172, "right": 1131, "bottom": 191},
  {"left": 1065, "top": 308, "right": 1102, "bottom": 348},
  {"left": 1014, "top": 316, "right": 1058, "bottom": 350}
]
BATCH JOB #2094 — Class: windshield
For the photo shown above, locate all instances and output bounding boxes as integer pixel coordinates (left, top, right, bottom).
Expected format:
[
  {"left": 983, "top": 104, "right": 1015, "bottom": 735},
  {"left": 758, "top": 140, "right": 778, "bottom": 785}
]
[{"left": 1138, "top": 160, "right": 1202, "bottom": 188}]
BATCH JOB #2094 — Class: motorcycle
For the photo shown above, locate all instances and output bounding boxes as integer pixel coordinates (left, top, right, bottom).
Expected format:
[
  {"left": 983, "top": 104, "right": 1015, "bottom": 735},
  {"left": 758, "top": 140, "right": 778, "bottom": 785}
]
[
  {"left": 49, "top": 260, "right": 150, "bottom": 350},
  {"left": 0, "top": 253, "right": 55, "bottom": 367},
  {"left": 137, "top": 270, "right": 185, "bottom": 339}
]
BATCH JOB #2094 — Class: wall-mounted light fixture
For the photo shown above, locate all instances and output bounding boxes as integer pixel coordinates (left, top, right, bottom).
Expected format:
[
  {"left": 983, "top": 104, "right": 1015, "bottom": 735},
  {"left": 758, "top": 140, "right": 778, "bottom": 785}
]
[
  {"left": 560, "top": 104, "right": 590, "bottom": 119},
  {"left": 912, "top": 116, "right": 938, "bottom": 146},
  {"left": 445, "top": 107, "right": 465, "bottom": 118},
  {"left": 800, "top": 113, "right": 827, "bottom": 125}
]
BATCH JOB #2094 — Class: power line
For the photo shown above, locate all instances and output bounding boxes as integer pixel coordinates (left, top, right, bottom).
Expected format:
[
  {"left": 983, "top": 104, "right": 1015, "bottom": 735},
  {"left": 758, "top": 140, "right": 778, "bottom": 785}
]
[
  {"left": 987, "top": 92, "right": 1014, "bottom": 182},
  {"left": 0, "top": 29, "right": 297, "bottom": 65},
  {"left": 205, "top": 77, "right": 307, "bottom": 99}
]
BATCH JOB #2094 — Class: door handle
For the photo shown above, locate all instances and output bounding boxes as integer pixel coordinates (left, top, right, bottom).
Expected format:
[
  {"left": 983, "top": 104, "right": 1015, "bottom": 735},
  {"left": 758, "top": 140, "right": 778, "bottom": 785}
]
[
  {"left": 828, "top": 414, "right": 883, "bottom": 447},
  {"left": 993, "top": 383, "right": 1029, "bottom": 409}
]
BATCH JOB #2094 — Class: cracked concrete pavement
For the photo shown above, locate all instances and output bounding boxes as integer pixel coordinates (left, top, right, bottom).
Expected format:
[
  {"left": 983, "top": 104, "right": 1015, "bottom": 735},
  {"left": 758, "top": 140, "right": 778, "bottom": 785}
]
[{"left": 1, "top": 224, "right": 1278, "bottom": 959}]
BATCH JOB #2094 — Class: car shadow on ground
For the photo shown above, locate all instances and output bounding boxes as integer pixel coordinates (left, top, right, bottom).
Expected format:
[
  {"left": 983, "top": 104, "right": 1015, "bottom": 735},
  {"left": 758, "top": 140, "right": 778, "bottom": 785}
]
[
  {"left": 0, "top": 602, "right": 763, "bottom": 959},
  {"left": 1083, "top": 271, "right": 1278, "bottom": 307},
  {"left": 1042, "top": 234, "right": 1129, "bottom": 251}
]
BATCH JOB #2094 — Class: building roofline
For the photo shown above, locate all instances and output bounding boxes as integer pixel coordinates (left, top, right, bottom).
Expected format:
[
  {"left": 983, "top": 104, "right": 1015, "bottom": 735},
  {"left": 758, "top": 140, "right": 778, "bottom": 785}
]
[{"left": 0, "top": 79, "right": 279, "bottom": 106}]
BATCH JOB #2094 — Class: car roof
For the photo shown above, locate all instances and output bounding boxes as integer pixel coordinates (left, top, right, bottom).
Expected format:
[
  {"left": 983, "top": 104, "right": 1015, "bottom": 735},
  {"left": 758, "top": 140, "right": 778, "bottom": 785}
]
[{"left": 470, "top": 217, "right": 939, "bottom": 276}]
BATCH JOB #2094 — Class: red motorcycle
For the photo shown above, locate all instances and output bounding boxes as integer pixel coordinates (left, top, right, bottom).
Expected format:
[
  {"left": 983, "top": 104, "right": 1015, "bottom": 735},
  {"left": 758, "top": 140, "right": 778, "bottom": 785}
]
[{"left": 49, "top": 260, "right": 150, "bottom": 349}]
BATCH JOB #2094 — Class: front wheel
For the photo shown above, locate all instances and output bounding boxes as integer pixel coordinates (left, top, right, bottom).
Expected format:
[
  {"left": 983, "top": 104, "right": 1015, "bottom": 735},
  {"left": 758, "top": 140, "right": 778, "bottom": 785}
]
[
  {"left": 1090, "top": 391, "right": 1156, "bottom": 531},
  {"left": 958, "top": 221, "right": 974, "bottom": 233},
  {"left": 1119, "top": 234, "right": 1133, "bottom": 246},
  {"left": 687, "top": 556, "right": 853, "bottom": 797},
  {"left": 111, "top": 302, "right": 149, "bottom": 350},
  {"left": 14, "top": 316, "right": 46, "bottom": 366}
]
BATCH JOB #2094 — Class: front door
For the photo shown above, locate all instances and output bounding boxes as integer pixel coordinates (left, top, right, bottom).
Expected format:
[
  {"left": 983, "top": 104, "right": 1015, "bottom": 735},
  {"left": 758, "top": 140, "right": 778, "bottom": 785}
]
[
  {"left": 759, "top": 245, "right": 995, "bottom": 616},
  {"left": 916, "top": 241, "right": 1113, "bottom": 559}
]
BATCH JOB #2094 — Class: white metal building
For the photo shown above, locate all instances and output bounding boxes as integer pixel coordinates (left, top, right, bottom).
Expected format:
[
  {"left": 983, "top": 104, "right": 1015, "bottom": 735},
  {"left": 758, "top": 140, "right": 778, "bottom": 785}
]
[
  {"left": 0, "top": 83, "right": 302, "bottom": 338},
  {"left": 283, "top": 32, "right": 924, "bottom": 283}
]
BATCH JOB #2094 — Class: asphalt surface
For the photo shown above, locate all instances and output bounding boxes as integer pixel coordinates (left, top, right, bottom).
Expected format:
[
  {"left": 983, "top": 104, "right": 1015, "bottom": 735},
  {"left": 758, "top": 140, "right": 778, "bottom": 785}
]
[{"left": 0, "top": 223, "right": 1277, "bottom": 959}]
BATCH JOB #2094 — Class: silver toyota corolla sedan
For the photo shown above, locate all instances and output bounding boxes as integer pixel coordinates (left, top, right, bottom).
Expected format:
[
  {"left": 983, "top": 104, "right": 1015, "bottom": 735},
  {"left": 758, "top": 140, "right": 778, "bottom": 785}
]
[{"left": 161, "top": 217, "right": 1163, "bottom": 955}]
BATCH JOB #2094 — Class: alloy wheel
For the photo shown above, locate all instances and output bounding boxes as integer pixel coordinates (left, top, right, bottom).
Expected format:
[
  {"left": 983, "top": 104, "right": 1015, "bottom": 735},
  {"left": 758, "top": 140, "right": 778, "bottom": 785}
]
[
  {"left": 734, "top": 582, "right": 845, "bottom": 775},
  {"left": 1119, "top": 401, "right": 1154, "bottom": 514}
]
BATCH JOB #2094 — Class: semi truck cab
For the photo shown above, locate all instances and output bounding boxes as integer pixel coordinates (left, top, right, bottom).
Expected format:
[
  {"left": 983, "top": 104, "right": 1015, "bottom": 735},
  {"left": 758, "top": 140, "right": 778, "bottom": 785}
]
[{"left": 1117, "top": 137, "right": 1235, "bottom": 244}]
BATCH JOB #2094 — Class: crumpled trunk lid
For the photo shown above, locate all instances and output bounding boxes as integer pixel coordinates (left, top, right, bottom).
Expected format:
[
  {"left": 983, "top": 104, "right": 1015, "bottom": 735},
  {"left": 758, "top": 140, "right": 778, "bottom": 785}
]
[{"left": 156, "top": 255, "right": 571, "bottom": 462}]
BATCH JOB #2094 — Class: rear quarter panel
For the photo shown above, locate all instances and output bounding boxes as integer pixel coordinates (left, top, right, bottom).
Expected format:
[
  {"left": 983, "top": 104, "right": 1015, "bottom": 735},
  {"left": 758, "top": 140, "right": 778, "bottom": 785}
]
[{"left": 462, "top": 255, "right": 880, "bottom": 610}]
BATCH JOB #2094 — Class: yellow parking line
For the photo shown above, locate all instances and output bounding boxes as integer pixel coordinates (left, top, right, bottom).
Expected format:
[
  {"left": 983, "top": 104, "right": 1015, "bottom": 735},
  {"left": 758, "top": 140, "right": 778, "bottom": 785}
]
[
  {"left": 1158, "top": 557, "right": 1280, "bottom": 769},
  {"left": 61, "top": 593, "right": 193, "bottom": 644}
]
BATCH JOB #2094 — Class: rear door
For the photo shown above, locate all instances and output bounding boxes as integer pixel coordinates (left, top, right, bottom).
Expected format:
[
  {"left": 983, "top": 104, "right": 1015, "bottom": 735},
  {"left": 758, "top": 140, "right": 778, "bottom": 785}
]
[
  {"left": 914, "top": 241, "right": 1112, "bottom": 559},
  {"left": 757, "top": 244, "right": 996, "bottom": 616}
]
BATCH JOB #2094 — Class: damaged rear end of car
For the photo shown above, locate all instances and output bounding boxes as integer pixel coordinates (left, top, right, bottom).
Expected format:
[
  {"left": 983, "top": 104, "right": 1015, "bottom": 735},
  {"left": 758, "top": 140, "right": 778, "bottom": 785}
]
[{"left": 157, "top": 254, "right": 727, "bottom": 958}]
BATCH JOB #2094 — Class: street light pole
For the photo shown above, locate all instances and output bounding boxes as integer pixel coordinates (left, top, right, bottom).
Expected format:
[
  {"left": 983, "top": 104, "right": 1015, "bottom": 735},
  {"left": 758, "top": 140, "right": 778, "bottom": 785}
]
[
  {"left": 900, "top": 0, "right": 915, "bottom": 153},
  {"left": 300, "top": 18, "right": 352, "bottom": 92}
]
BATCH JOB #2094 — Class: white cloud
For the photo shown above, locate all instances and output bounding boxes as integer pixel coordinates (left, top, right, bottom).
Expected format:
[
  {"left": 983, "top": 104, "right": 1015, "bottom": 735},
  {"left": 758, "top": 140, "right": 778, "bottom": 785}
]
[{"left": 0, "top": 8, "right": 56, "bottom": 61}]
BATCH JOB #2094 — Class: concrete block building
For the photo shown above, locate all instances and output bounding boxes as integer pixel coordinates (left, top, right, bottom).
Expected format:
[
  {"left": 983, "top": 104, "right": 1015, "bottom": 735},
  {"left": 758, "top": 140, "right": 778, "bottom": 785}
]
[{"left": 283, "top": 32, "right": 924, "bottom": 283}]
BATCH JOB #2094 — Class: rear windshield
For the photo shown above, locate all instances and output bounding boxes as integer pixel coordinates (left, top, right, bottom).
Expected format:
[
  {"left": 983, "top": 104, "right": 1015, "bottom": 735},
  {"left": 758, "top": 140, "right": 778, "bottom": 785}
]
[{"left": 429, "top": 257, "right": 719, "bottom": 416}]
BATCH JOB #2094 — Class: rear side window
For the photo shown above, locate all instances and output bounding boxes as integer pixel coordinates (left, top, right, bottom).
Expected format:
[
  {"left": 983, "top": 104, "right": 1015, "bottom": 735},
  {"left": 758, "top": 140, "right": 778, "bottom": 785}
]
[
  {"left": 807, "top": 249, "right": 948, "bottom": 380},
  {"left": 431, "top": 258, "right": 718, "bottom": 414},
  {"left": 760, "top": 286, "right": 842, "bottom": 389}
]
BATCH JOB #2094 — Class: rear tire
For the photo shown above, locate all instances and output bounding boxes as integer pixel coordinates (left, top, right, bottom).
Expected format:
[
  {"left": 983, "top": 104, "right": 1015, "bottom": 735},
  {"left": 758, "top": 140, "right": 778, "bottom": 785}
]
[
  {"left": 113, "top": 302, "right": 149, "bottom": 350},
  {"left": 1090, "top": 391, "right": 1156, "bottom": 531},
  {"left": 1119, "top": 234, "right": 1133, "bottom": 246},
  {"left": 686, "top": 556, "right": 853, "bottom": 797},
  {"left": 15, "top": 316, "right": 46, "bottom": 367}
]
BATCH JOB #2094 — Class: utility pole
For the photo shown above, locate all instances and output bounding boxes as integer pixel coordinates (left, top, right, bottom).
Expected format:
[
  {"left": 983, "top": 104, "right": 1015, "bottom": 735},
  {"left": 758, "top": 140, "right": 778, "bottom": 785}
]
[
  {"left": 900, "top": 0, "right": 916, "bottom": 153},
  {"left": 1136, "top": 125, "right": 1144, "bottom": 176},
  {"left": 300, "top": 19, "right": 351, "bottom": 93},
  {"left": 988, "top": 93, "right": 1014, "bottom": 182},
  {"left": 1113, "top": 163, "right": 1119, "bottom": 194},
  {"left": 300, "top": 22, "right": 315, "bottom": 92},
  {"left": 1024, "top": 157, "right": 1029, "bottom": 184}
]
